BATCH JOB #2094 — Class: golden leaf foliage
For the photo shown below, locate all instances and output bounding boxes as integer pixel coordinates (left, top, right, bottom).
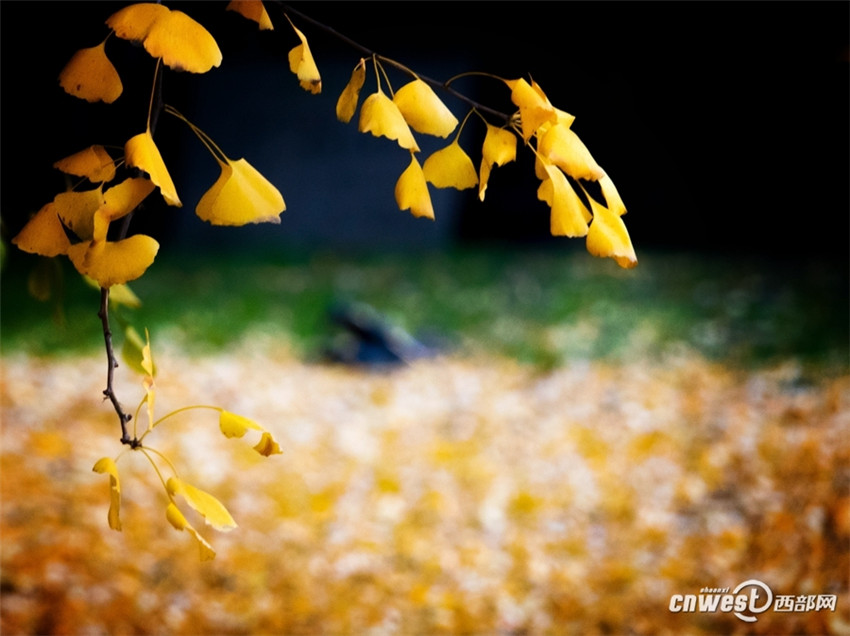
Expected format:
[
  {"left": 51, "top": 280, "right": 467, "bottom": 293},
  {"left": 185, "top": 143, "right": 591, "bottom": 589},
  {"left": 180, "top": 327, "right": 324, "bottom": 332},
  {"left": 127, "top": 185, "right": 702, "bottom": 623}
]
[
  {"left": 58, "top": 40, "right": 123, "bottom": 103},
  {"left": 167, "top": 477, "right": 238, "bottom": 532},
  {"left": 11, "top": 203, "right": 70, "bottom": 258},
  {"left": 422, "top": 140, "right": 478, "bottom": 190},
  {"left": 196, "top": 158, "right": 285, "bottom": 226},
  {"left": 584, "top": 188, "right": 638, "bottom": 268},
  {"left": 286, "top": 16, "right": 321, "bottom": 94},
  {"left": 336, "top": 59, "right": 367, "bottom": 124},
  {"left": 53, "top": 145, "right": 116, "bottom": 183},
  {"left": 83, "top": 334, "right": 279, "bottom": 559},
  {"left": 393, "top": 79, "right": 458, "bottom": 138},
  {"left": 106, "top": 3, "right": 222, "bottom": 73},
  {"left": 538, "top": 122, "right": 605, "bottom": 181},
  {"left": 124, "top": 130, "right": 182, "bottom": 207},
  {"left": 330, "top": 58, "right": 636, "bottom": 267},
  {"left": 219, "top": 410, "right": 283, "bottom": 456},
  {"left": 92, "top": 457, "right": 122, "bottom": 531},
  {"left": 67, "top": 233, "right": 160, "bottom": 288},
  {"left": 14, "top": 176, "right": 162, "bottom": 287},
  {"left": 226, "top": 0, "right": 273, "bottom": 30},
  {"left": 359, "top": 89, "right": 420, "bottom": 152},
  {"left": 166, "top": 502, "right": 217, "bottom": 561},
  {"left": 478, "top": 124, "right": 517, "bottom": 201},
  {"left": 3, "top": 352, "right": 847, "bottom": 633},
  {"left": 537, "top": 162, "right": 591, "bottom": 237},
  {"left": 506, "top": 77, "right": 557, "bottom": 142},
  {"left": 395, "top": 154, "right": 434, "bottom": 219}
]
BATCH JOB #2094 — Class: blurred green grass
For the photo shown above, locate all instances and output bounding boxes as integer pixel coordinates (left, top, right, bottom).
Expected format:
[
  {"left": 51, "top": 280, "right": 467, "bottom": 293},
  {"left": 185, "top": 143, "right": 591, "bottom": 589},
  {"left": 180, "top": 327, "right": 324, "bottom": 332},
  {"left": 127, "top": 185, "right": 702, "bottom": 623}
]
[{"left": 2, "top": 248, "right": 847, "bottom": 371}]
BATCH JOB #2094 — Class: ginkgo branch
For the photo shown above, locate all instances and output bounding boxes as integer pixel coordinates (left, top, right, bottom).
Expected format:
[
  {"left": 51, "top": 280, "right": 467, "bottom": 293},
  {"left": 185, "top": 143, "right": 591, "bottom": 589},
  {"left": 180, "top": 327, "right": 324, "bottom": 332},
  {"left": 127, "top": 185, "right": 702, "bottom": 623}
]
[{"left": 278, "top": 2, "right": 511, "bottom": 125}]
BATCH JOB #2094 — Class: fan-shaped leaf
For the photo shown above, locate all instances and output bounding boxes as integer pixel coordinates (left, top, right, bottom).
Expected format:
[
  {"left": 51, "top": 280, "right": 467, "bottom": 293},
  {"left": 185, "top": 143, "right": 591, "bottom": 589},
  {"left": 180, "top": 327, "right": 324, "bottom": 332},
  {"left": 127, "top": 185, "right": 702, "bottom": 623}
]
[
  {"left": 196, "top": 158, "right": 284, "bottom": 226},
  {"left": 92, "top": 457, "right": 122, "bottom": 531},
  {"left": 423, "top": 141, "right": 478, "bottom": 190},
  {"left": 395, "top": 154, "right": 433, "bottom": 219},
  {"left": 12, "top": 203, "right": 71, "bottom": 257},
  {"left": 359, "top": 90, "right": 419, "bottom": 152},
  {"left": 59, "top": 41, "right": 123, "bottom": 104},
  {"left": 125, "top": 131, "right": 181, "bottom": 207},
  {"left": 167, "top": 477, "right": 237, "bottom": 532},
  {"left": 53, "top": 145, "right": 116, "bottom": 183},
  {"left": 393, "top": 79, "right": 457, "bottom": 138}
]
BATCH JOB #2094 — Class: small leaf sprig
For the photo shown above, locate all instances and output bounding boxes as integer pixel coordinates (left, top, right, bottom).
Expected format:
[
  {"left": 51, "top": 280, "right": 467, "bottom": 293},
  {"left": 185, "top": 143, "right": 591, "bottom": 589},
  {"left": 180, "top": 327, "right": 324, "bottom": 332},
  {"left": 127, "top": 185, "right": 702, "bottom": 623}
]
[{"left": 93, "top": 331, "right": 281, "bottom": 560}]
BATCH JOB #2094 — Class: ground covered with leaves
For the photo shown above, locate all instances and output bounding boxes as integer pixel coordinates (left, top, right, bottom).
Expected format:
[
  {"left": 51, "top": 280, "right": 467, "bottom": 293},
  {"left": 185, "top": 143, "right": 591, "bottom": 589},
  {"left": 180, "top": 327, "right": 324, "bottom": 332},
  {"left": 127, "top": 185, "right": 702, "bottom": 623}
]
[{"left": 2, "top": 338, "right": 848, "bottom": 635}]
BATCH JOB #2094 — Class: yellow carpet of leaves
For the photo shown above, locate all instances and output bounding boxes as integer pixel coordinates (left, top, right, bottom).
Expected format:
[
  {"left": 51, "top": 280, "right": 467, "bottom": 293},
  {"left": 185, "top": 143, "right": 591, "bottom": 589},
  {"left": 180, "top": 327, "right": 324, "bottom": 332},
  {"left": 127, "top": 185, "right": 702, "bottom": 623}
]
[{"left": 2, "top": 342, "right": 848, "bottom": 635}]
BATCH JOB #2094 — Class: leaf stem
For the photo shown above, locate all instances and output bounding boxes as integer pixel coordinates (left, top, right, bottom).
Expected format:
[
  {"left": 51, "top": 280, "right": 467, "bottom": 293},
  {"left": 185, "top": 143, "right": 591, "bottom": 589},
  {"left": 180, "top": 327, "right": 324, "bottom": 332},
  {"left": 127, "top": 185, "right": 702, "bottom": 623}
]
[
  {"left": 164, "top": 105, "right": 229, "bottom": 165},
  {"left": 139, "top": 447, "right": 178, "bottom": 494},
  {"left": 139, "top": 404, "right": 222, "bottom": 443}
]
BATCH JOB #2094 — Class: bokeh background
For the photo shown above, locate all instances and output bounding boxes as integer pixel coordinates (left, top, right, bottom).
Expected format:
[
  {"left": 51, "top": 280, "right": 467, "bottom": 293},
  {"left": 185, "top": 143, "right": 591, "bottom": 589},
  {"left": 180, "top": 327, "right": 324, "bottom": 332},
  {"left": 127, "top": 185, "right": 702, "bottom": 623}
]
[{"left": 2, "top": 2, "right": 848, "bottom": 634}]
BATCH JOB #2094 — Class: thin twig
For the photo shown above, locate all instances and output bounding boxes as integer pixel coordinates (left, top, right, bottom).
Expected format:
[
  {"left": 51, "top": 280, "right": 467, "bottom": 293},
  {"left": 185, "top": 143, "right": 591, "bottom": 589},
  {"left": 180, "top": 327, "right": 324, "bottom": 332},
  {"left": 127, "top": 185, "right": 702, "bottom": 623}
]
[{"left": 98, "top": 287, "right": 136, "bottom": 446}]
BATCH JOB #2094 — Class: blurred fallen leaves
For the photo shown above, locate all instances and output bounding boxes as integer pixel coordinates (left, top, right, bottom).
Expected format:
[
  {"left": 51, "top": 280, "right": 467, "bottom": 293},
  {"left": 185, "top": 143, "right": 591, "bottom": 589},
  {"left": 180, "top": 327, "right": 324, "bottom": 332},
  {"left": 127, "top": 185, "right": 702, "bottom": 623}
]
[{"left": 1, "top": 345, "right": 847, "bottom": 634}]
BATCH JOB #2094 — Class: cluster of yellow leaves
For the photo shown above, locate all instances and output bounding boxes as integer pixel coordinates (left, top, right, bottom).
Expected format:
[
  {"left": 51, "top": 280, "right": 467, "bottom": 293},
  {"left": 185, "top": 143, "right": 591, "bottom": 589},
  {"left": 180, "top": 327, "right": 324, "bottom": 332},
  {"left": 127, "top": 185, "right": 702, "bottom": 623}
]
[
  {"left": 333, "top": 59, "right": 636, "bottom": 267},
  {"left": 2, "top": 351, "right": 847, "bottom": 633},
  {"left": 12, "top": 159, "right": 160, "bottom": 288},
  {"left": 18, "top": 2, "right": 291, "bottom": 288},
  {"left": 90, "top": 332, "right": 281, "bottom": 560}
]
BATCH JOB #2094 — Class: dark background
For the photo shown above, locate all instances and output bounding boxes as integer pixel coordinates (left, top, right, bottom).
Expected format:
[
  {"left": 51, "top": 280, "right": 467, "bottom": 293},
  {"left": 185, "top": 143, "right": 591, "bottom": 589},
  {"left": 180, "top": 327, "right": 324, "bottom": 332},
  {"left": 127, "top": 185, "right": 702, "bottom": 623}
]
[{"left": 2, "top": 1, "right": 848, "bottom": 261}]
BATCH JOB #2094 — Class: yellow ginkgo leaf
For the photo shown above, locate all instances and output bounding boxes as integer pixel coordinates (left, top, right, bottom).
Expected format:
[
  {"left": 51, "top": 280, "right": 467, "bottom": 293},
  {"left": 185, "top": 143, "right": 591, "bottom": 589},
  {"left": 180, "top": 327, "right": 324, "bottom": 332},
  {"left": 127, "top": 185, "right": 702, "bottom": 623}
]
[
  {"left": 538, "top": 123, "right": 605, "bottom": 181},
  {"left": 196, "top": 158, "right": 285, "bottom": 226},
  {"left": 167, "top": 477, "right": 238, "bottom": 532},
  {"left": 165, "top": 502, "right": 216, "bottom": 561},
  {"left": 53, "top": 145, "right": 116, "bottom": 183},
  {"left": 106, "top": 3, "right": 169, "bottom": 42},
  {"left": 141, "top": 328, "right": 155, "bottom": 378},
  {"left": 482, "top": 124, "right": 517, "bottom": 168},
  {"left": 584, "top": 190, "right": 637, "bottom": 268},
  {"left": 423, "top": 141, "right": 478, "bottom": 190},
  {"left": 146, "top": 10, "right": 222, "bottom": 73},
  {"left": 506, "top": 77, "right": 557, "bottom": 142},
  {"left": 219, "top": 411, "right": 282, "bottom": 455},
  {"left": 108, "top": 4, "right": 222, "bottom": 73},
  {"left": 12, "top": 203, "right": 71, "bottom": 257},
  {"left": 535, "top": 108, "right": 576, "bottom": 140},
  {"left": 53, "top": 187, "right": 104, "bottom": 241},
  {"left": 336, "top": 58, "right": 366, "bottom": 124},
  {"left": 286, "top": 17, "right": 321, "bottom": 94},
  {"left": 59, "top": 40, "right": 123, "bottom": 104},
  {"left": 538, "top": 163, "right": 591, "bottom": 238},
  {"left": 102, "top": 177, "right": 156, "bottom": 222},
  {"left": 393, "top": 79, "right": 458, "bottom": 138},
  {"left": 140, "top": 328, "right": 156, "bottom": 428},
  {"left": 478, "top": 124, "right": 517, "bottom": 201},
  {"left": 226, "top": 0, "right": 273, "bottom": 30},
  {"left": 93, "top": 457, "right": 122, "bottom": 531},
  {"left": 599, "top": 173, "right": 627, "bottom": 216},
  {"left": 254, "top": 432, "right": 282, "bottom": 457},
  {"left": 395, "top": 154, "right": 433, "bottom": 220},
  {"left": 359, "top": 90, "right": 419, "bottom": 152},
  {"left": 478, "top": 161, "right": 494, "bottom": 203},
  {"left": 67, "top": 234, "right": 160, "bottom": 288},
  {"left": 125, "top": 130, "right": 181, "bottom": 207},
  {"left": 219, "top": 410, "right": 265, "bottom": 438}
]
